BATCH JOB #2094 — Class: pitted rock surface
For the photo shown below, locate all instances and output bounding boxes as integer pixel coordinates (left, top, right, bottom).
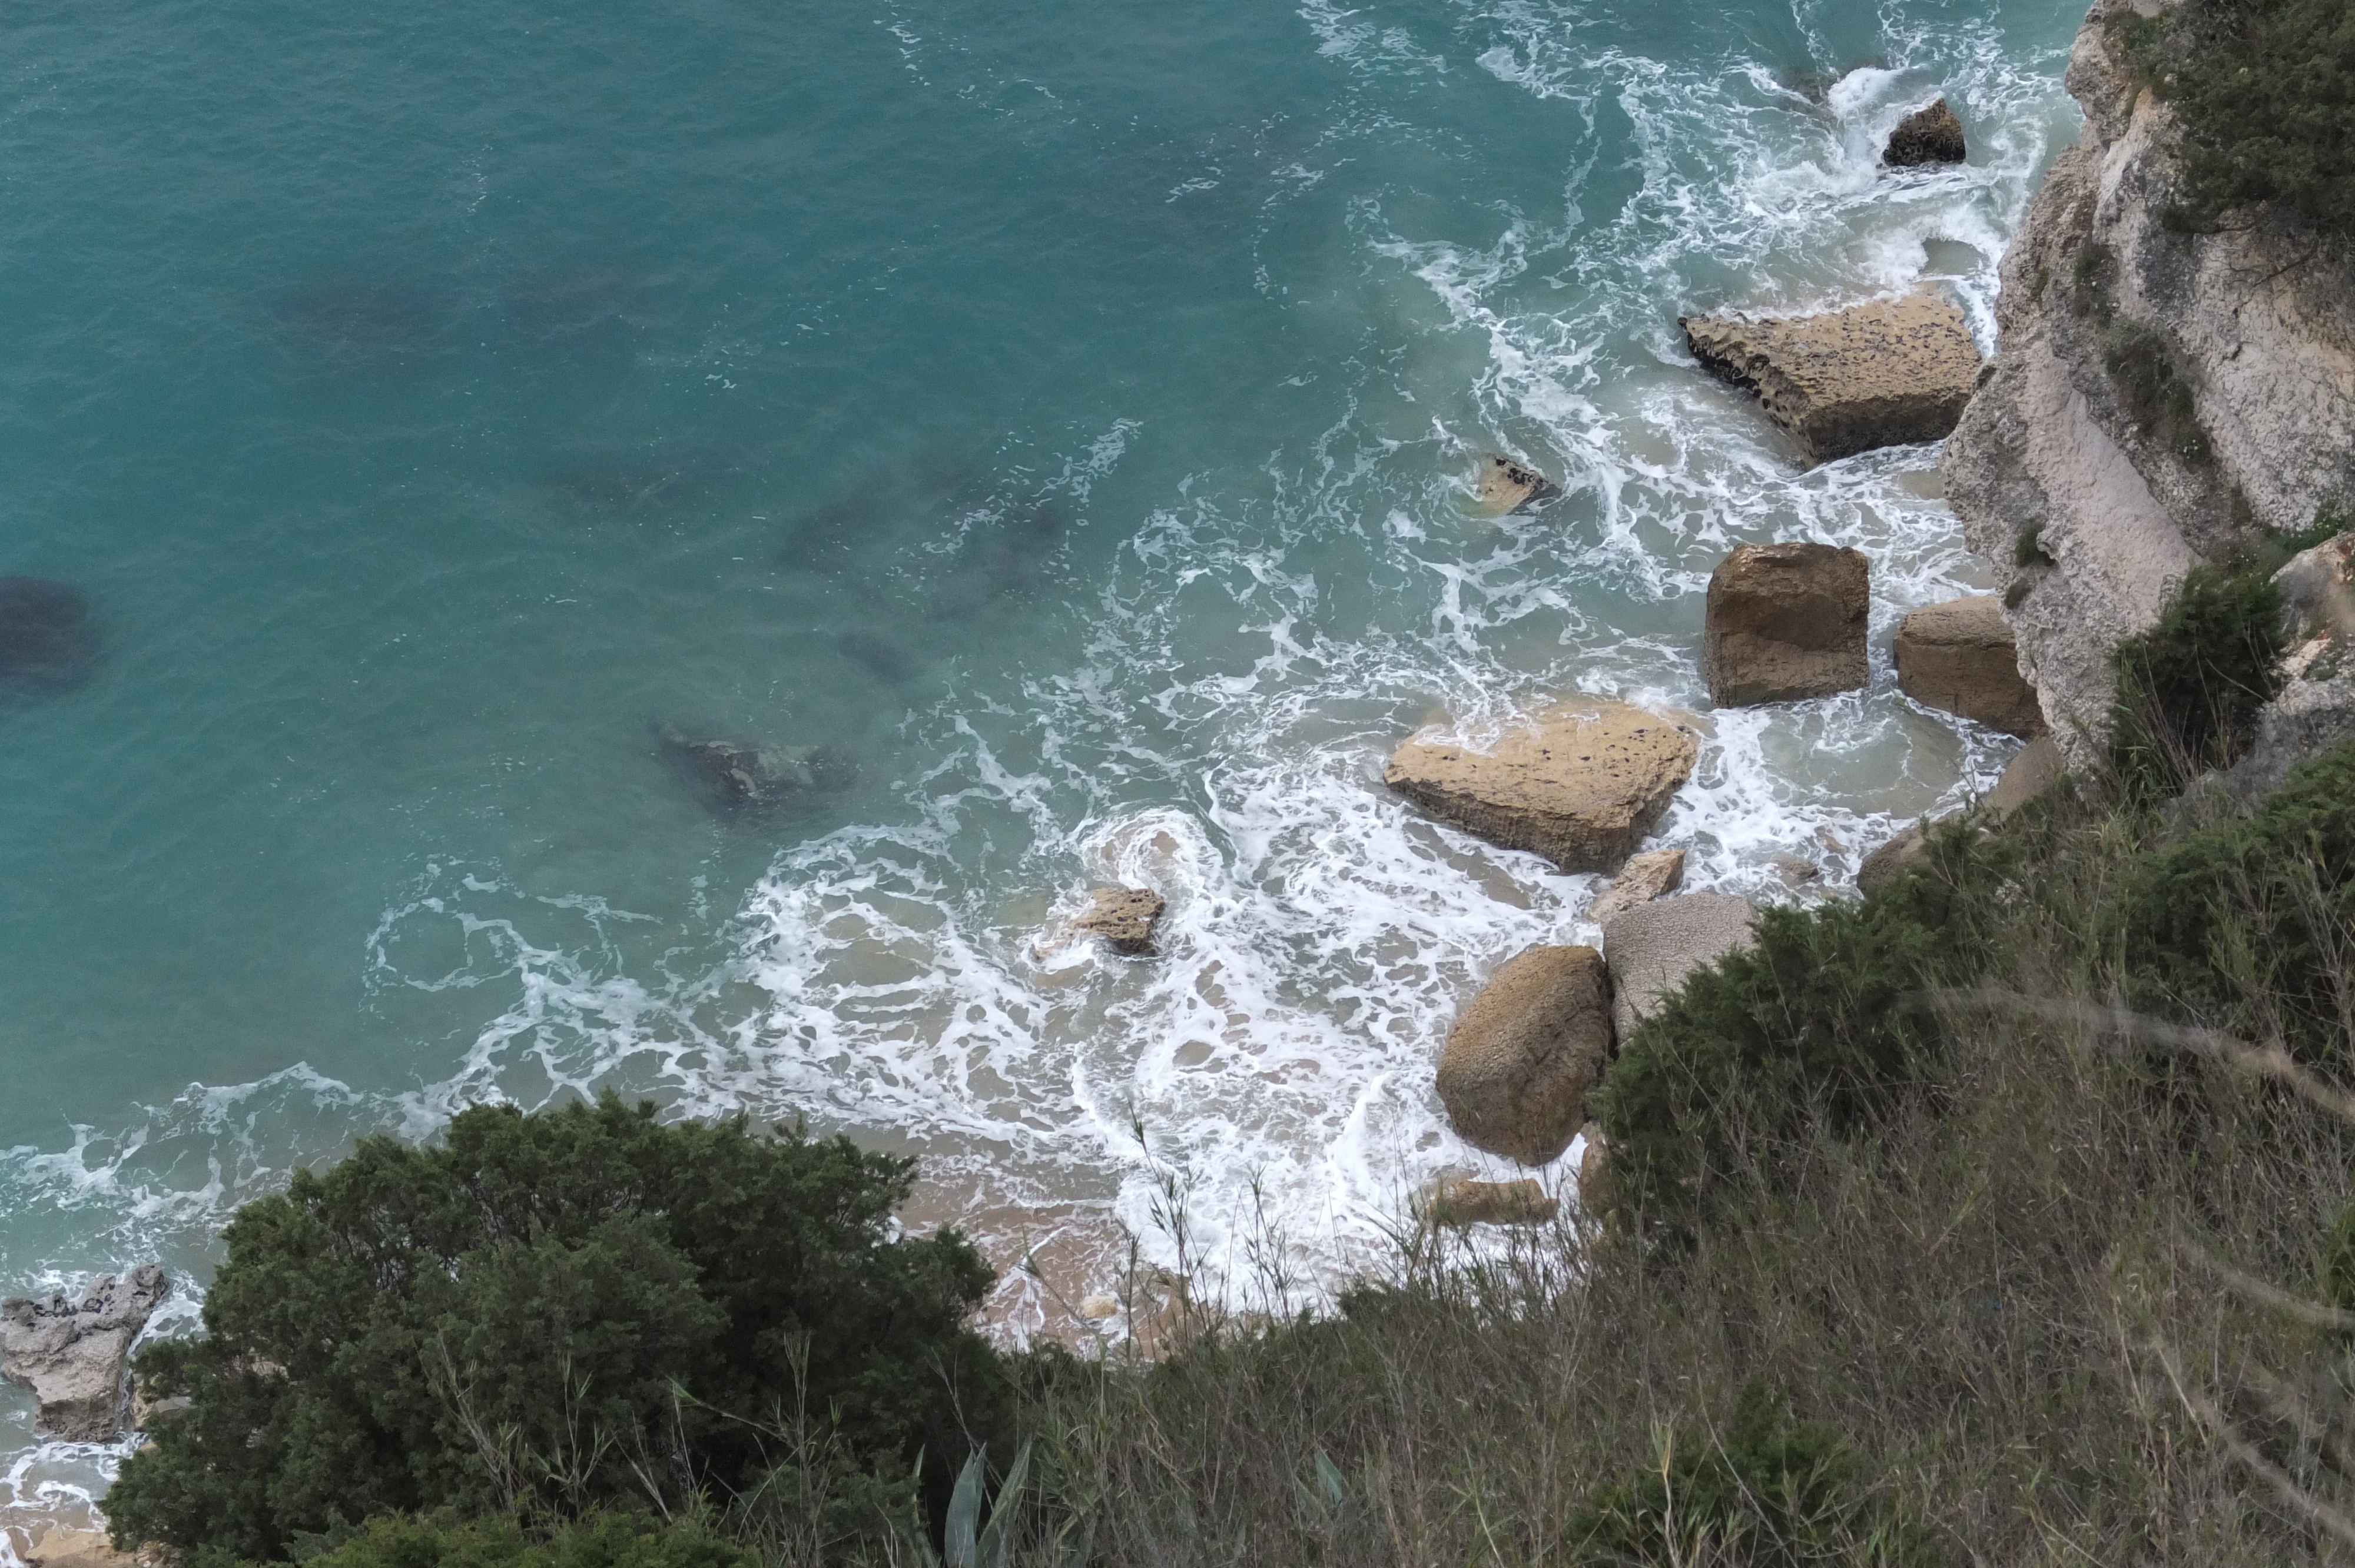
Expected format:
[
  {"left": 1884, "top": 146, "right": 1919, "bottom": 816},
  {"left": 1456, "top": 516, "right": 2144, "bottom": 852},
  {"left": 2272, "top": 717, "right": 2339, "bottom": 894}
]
[
  {"left": 1074, "top": 886, "right": 1166, "bottom": 955},
  {"left": 1435, "top": 944, "right": 1611, "bottom": 1166},
  {"left": 1385, "top": 701, "right": 1698, "bottom": 874},
  {"left": 1683, "top": 295, "right": 1983, "bottom": 462},
  {"left": 1704, "top": 542, "right": 1870, "bottom": 706},
  {"left": 1475, "top": 454, "right": 1560, "bottom": 515},
  {"left": 1884, "top": 98, "right": 1966, "bottom": 166},
  {"left": 1, "top": 1264, "right": 169, "bottom": 1441},
  {"left": 1587, "top": 846, "right": 1687, "bottom": 923}
]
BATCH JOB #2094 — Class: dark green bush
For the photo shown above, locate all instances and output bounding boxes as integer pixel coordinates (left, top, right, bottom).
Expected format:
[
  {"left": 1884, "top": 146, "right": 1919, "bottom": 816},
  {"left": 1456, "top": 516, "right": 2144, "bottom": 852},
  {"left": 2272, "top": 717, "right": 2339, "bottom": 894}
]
[
  {"left": 105, "top": 1095, "right": 1003, "bottom": 1564},
  {"left": 2154, "top": 0, "right": 2355, "bottom": 237},
  {"left": 1591, "top": 828, "right": 2009, "bottom": 1230},
  {"left": 2102, "top": 321, "right": 2213, "bottom": 466},
  {"left": 296, "top": 1511, "right": 751, "bottom": 1568},
  {"left": 2107, "top": 738, "right": 2355, "bottom": 1062},
  {"left": 1569, "top": 1384, "right": 1905, "bottom": 1566},
  {"left": 2109, "top": 560, "right": 2287, "bottom": 798}
]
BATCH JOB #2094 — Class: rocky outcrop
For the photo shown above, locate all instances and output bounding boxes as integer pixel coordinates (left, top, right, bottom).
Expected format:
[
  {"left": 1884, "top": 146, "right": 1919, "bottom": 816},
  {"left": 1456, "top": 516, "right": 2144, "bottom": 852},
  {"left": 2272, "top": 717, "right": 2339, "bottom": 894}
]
[
  {"left": 1601, "top": 894, "right": 1757, "bottom": 1038},
  {"left": 1895, "top": 595, "right": 2045, "bottom": 736},
  {"left": 1942, "top": 1, "right": 2355, "bottom": 766},
  {"left": 24, "top": 1526, "right": 161, "bottom": 1568},
  {"left": 1386, "top": 701, "right": 1698, "bottom": 874},
  {"left": 2225, "top": 534, "right": 2355, "bottom": 800},
  {"left": 1435, "top": 945, "right": 1612, "bottom": 1166},
  {"left": 1587, "top": 846, "right": 1686, "bottom": 922},
  {"left": 0, "top": 577, "right": 102, "bottom": 702},
  {"left": 1, "top": 1265, "right": 169, "bottom": 1441},
  {"left": 1885, "top": 99, "right": 1966, "bottom": 167},
  {"left": 1425, "top": 1177, "right": 1560, "bottom": 1227},
  {"left": 1074, "top": 886, "right": 1165, "bottom": 955},
  {"left": 1857, "top": 735, "right": 2071, "bottom": 894},
  {"left": 1683, "top": 297, "right": 1984, "bottom": 462},
  {"left": 1704, "top": 543, "right": 1870, "bottom": 706},
  {"left": 1476, "top": 454, "right": 1560, "bottom": 515}
]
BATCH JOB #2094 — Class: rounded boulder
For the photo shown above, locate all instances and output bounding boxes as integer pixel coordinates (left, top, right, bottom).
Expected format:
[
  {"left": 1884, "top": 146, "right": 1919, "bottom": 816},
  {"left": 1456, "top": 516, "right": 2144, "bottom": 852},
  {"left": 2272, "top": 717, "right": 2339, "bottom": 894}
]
[{"left": 1435, "top": 944, "right": 1613, "bottom": 1166}]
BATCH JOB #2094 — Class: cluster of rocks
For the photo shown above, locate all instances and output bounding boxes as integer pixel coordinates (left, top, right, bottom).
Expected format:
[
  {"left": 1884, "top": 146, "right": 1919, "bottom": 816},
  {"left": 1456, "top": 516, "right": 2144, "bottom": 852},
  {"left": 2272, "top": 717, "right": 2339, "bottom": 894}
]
[{"left": 1, "top": 1265, "right": 169, "bottom": 1443}]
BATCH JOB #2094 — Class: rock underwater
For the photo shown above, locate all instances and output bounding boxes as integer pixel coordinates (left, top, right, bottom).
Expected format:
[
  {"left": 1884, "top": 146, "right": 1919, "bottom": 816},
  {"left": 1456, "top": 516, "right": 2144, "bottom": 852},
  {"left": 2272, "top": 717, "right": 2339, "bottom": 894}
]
[{"left": 0, "top": 577, "right": 102, "bottom": 702}]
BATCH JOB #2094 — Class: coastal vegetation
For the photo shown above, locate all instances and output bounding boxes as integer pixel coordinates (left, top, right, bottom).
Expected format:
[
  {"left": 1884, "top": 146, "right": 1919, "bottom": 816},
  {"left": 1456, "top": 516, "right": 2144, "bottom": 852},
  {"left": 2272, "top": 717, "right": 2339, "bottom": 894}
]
[{"left": 109, "top": 682, "right": 2355, "bottom": 1563}]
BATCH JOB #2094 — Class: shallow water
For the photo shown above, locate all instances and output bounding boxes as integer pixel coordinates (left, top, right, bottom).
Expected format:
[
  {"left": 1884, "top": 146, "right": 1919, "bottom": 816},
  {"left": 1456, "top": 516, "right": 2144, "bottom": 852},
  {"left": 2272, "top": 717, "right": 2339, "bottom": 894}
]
[{"left": 0, "top": 0, "right": 2084, "bottom": 1531}]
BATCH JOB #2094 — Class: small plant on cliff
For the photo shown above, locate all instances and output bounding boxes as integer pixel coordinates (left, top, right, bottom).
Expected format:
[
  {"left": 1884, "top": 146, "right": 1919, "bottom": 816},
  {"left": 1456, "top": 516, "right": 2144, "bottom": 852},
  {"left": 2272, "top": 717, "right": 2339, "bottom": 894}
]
[
  {"left": 2102, "top": 320, "right": 2215, "bottom": 467},
  {"left": 2150, "top": 0, "right": 2355, "bottom": 237},
  {"left": 2108, "top": 557, "right": 2287, "bottom": 798},
  {"left": 104, "top": 1095, "right": 1005, "bottom": 1567}
]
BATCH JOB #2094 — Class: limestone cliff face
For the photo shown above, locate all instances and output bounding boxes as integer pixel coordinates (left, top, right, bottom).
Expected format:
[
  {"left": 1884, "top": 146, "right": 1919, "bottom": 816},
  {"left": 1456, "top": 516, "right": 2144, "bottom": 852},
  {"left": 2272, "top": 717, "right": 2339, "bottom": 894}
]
[{"left": 1942, "top": 0, "right": 2355, "bottom": 764}]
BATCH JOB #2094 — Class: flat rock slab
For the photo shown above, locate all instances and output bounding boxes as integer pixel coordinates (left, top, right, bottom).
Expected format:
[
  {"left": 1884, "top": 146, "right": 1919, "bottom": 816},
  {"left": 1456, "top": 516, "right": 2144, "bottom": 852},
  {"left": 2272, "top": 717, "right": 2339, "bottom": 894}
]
[
  {"left": 1436, "top": 944, "right": 1611, "bottom": 1166},
  {"left": 1683, "top": 295, "right": 1983, "bottom": 462},
  {"left": 1, "top": 1264, "right": 169, "bottom": 1441},
  {"left": 1885, "top": 98, "right": 1966, "bottom": 166},
  {"left": 1587, "top": 846, "right": 1687, "bottom": 923},
  {"left": 1705, "top": 542, "right": 1870, "bottom": 706},
  {"left": 1986, "top": 733, "right": 2068, "bottom": 816},
  {"left": 1895, "top": 595, "right": 2045, "bottom": 736},
  {"left": 1426, "top": 1177, "right": 1559, "bottom": 1227},
  {"left": 1475, "top": 454, "right": 1560, "bottom": 515},
  {"left": 1603, "top": 893, "right": 1758, "bottom": 1038},
  {"left": 1386, "top": 700, "right": 1698, "bottom": 874},
  {"left": 1074, "top": 886, "right": 1165, "bottom": 955}
]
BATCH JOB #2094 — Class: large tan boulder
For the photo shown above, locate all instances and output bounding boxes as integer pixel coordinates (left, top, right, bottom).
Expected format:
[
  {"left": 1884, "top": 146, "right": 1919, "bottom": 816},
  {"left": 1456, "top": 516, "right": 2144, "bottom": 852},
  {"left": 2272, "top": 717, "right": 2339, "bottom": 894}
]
[
  {"left": 1475, "top": 454, "right": 1560, "bottom": 515},
  {"left": 1602, "top": 894, "right": 1757, "bottom": 1038},
  {"left": 1385, "top": 702, "right": 1698, "bottom": 874},
  {"left": 1895, "top": 596, "right": 2044, "bottom": 736},
  {"left": 1683, "top": 296, "right": 1983, "bottom": 461},
  {"left": 1425, "top": 1177, "right": 1559, "bottom": 1227},
  {"left": 1704, "top": 543, "right": 1870, "bottom": 706},
  {"left": 1587, "top": 846, "right": 1686, "bottom": 922},
  {"left": 1986, "top": 733, "right": 2068, "bottom": 816},
  {"left": 1435, "top": 945, "right": 1613, "bottom": 1166},
  {"left": 1073, "top": 886, "right": 1165, "bottom": 955}
]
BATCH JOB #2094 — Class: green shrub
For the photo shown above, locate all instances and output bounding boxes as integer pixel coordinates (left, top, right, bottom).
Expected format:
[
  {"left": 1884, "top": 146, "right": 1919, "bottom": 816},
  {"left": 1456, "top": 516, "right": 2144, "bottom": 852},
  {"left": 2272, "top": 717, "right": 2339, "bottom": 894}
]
[
  {"left": 2107, "top": 738, "right": 2355, "bottom": 1062},
  {"left": 105, "top": 1095, "right": 1003, "bottom": 1564},
  {"left": 2153, "top": 0, "right": 2355, "bottom": 238},
  {"left": 1591, "top": 829, "right": 2008, "bottom": 1230},
  {"left": 1569, "top": 1384, "right": 1907, "bottom": 1566},
  {"left": 2102, "top": 321, "right": 2213, "bottom": 466},
  {"left": 2108, "top": 560, "right": 2287, "bottom": 798},
  {"left": 295, "top": 1511, "right": 752, "bottom": 1568}
]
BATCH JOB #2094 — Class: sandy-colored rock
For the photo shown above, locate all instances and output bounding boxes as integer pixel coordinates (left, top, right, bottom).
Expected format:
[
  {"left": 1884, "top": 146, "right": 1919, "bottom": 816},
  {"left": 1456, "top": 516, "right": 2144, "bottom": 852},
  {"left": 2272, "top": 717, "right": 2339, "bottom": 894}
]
[
  {"left": 1885, "top": 98, "right": 1966, "bottom": 167},
  {"left": 1575, "top": 1122, "right": 1611, "bottom": 1206},
  {"left": 1769, "top": 853, "right": 1820, "bottom": 886},
  {"left": 1602, "top": 893, "right": 1758, "bottom": 1038},
  {"left": 1987, "top": 734, "right": 2068, "bottom": 816},
  {"left": 1587, "top": 846, "right": 1686, "bottom": 922},
  {"left": 1436, "top": 945, "right": 1612, "bottom": 1166},
  {"left": 0, "top": 1265, "right": 168, "bottom": 1442},
  {"left": 24, "top": 1527, "right": 161, "bottom": 1568},
  {"left": 1857, "top": 821, "right": 1931, "bottom": 895},
  {"left": 1427, "top": 1177, "right": 1560, "bottom": 1227},
  {"left": 1074, "top": 886, "right": 1165, "bottom": 955},
  {"left": 1683, "top": 295, "right": 1983, "bottom": 462},
  {"left": 1475, "top": 454, "right": 1560, "bottom": 515},
  {"left": 1704, "top": 543, "right": 1870, "bottom": 706},
  {"left": 1895, "top": 595, "right": 2045, "bottom": 736},
  {"left": 1386, "top": 701, "right": 1698, "bottom": 874}
]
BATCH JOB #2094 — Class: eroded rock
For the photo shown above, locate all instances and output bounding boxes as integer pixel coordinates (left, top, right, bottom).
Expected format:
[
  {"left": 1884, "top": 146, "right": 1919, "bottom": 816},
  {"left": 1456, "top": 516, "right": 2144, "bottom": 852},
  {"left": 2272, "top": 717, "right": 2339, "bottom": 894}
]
[
  {"left": 1885, "top": 98, "right": 1966, "bottom": 167},
  {"left": 1602, "top": 893, "right": 1757, "bottom": 1038},
  {"left": 1475, "top": 454, "right": 1561, "bottom": 516},
  {"left": 655, "top": 722, "right": 856, "bottom": 816},
  {"left": 1436, "top": 945, "right": 1612, "bottom": 1166},
  {"left": 1, "top": 1265, "right": 169, "bottom": 1441},
  {"left": 1858, "top": 821, "right": 1931, "bottom": 895},
  {"left": 1987, "top": 733, "right": 2068, "bottom": 816},
  {"left": 1704, "top": 542, "right": 1870, "bottom": 706},
  {"left": 1683, "top": 295, "right": 1983, "bottom": 462},
  {"left": 1387, "top": 701, "right": 1697, "bottom": 874},
  {"left": 1587, "top": 846, "right": 1687, "bottom": 923},
  {"left": 1074, "top": 886, "right": 1165, "bottom": 955},
  {"left": 1895, "top": 595, "right": 2045, "bottom": 736}
]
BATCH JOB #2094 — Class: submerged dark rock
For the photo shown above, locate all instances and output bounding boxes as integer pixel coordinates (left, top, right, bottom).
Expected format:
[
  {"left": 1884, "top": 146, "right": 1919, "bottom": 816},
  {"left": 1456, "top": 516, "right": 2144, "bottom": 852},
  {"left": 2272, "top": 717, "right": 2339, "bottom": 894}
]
[
  {"left": 656, "top": 722, "right": 857, "bottom": 817},
  {"left": 0, "top": 577, "right": 102, "bottom": 700},
  {"left": 274, "top": 276, "right": 453, "bottom": 364},
  {"left": 544, "top": 449, "right": 747, "bottom": 512},
  {"left": 837, "top": 629, "right": 917, "bottom": 685}
]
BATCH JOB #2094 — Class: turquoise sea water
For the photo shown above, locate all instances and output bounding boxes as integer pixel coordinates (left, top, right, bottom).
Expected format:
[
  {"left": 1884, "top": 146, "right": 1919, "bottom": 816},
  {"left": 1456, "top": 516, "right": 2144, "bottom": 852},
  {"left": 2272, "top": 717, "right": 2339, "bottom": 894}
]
[{"left": 1, "top": 0, "right": 2084, "bottom": 1529}]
